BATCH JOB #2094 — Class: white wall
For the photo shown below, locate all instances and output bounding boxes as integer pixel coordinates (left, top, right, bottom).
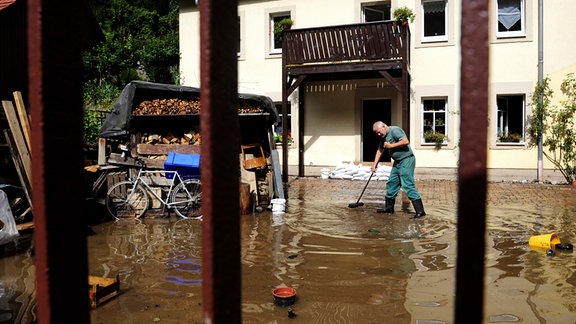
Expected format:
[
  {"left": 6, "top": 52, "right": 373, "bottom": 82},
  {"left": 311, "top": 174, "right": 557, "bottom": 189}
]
[{"left": 180, "top": 0, "right": 576, "bottom": 174}]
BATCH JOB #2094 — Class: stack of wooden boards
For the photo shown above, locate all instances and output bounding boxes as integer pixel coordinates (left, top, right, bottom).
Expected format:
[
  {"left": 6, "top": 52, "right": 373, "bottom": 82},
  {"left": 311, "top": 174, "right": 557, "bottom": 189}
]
[{"left": 2, "top": 91, "right": 33, "bottom": 229}]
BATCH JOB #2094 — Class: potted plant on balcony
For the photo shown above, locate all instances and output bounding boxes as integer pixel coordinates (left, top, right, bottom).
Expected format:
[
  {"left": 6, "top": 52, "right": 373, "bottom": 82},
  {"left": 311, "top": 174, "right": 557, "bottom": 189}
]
[
  {"left": 274, "top": 18, "right": 294, "bottom": 42},
  {"left": 393, "top": 6, "right": 415, "bottom": 26}
]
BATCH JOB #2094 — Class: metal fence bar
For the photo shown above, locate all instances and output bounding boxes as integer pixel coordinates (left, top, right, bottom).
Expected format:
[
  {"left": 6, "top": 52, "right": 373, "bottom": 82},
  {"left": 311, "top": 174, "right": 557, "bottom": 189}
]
[
  {"left": 455, "top": 1, "right": 489, "bottom": 323},
  {"left": 199, "top": 0, "right": 242, "bottom": 322},
  {"left": 28, "top": 0, "right": 93, "bottom": 322}
]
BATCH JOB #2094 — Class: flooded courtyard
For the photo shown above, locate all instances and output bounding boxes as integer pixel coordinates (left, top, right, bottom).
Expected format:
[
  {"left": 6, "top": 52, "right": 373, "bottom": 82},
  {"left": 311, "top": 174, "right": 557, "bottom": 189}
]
[{"left": 1, "top": 177, "right": 576, "bottom": 323}]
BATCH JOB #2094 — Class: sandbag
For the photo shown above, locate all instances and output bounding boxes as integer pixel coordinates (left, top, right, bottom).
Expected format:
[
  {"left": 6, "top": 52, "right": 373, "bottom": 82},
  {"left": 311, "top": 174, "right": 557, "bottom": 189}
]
[{"left": 0, "top": 189, "right": 19, "bottom": 246}]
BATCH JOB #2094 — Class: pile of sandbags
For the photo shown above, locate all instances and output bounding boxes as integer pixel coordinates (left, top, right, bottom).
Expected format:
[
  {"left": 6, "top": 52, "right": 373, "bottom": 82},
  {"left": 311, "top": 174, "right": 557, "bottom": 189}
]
[{"left": 327, "top": 162, "right": 391, "bottom": 181}]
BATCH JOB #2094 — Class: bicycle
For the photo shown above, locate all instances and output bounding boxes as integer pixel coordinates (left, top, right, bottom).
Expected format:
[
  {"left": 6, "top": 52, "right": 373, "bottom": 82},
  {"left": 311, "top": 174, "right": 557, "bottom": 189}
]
[{"left": 105, "top": 157, "right": 202, "bottom": 220}]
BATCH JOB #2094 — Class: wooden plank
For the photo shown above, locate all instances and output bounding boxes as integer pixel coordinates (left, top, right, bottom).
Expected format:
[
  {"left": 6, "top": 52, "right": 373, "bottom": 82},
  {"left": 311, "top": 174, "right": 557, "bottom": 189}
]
[
  {"left": 107, "top": 153, "right": 166, "bottom": 169},
  {"left": 12, "top": 91, "right": 32, "bottom": 151},
  {"left": 136, "top": 143, "right": 201, "bottom": 155},
  {"left": 16, "top": 221, "right": 35, "bottom": 231},
  {"left": 2, "top": 101, "right": 32, "bottom": 186},
  {"left": 3, "top": 129, "right": 33, "bottom": 209},
  {"left": 239, "top": 154, "right": 258, "bottom": 205}
]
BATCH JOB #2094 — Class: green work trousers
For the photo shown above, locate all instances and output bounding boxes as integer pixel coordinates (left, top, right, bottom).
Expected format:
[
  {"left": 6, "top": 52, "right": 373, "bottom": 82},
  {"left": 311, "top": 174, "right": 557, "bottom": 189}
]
[{"left": 385, "top": 155, "right": 421, "bottom": 201}]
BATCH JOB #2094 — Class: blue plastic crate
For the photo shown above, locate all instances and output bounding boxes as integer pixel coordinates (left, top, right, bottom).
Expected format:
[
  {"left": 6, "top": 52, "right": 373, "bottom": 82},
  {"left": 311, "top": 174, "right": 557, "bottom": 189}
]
[{"left": 164, "top": 152, "right": 200, "bottom": 179}]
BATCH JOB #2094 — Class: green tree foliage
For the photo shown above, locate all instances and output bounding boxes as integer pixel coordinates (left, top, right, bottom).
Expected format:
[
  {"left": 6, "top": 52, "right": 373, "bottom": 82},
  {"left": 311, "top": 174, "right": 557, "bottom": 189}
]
[
  {"left": 528, "top": 74, "right": 576, "bottom": 183},
  {"left": 82, "top": 0, "right": 180, "bottom": 145},
  {"left": 84, "top": 0, "right": 180, "bottom": 87}
]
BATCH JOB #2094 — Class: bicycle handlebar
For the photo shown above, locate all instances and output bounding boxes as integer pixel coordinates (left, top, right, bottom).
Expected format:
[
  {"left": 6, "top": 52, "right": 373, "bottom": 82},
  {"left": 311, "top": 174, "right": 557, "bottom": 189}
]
[{"left": 134, "top": 156, "right": 147, "bottom": 168}]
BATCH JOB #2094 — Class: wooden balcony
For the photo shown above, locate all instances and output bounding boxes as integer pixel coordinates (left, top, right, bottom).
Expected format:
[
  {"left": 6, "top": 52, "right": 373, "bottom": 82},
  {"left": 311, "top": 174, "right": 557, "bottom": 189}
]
[{"left": 282, "top": 20, "right": 410, "bottom": 76}]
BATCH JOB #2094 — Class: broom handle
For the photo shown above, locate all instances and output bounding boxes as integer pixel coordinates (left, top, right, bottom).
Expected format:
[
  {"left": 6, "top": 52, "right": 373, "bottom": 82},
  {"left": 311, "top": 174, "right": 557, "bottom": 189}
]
[{"left": 355, "top": 172, "right": 374, "bottom": 203}]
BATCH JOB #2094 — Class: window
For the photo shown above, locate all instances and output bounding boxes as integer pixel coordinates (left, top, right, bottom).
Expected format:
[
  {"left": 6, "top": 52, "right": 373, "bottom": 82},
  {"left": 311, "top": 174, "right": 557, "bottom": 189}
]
[
  {"left": 238, "top": 11, "right": 246, "bottom": 59},
  {"left": 422, "top": 98, "right": 447, "bottom": 146},
  {"left": 273, "top": 103, "right": 292, "bottom": 144},
  {"left": 422, "top": 0, "right": 447, "bottom": 42},
  {"left": 362, "top": 2, "right": 391, "bottom": 22},
  {"left": 496, "top": 95, "right": 525, "bottom": 144},
  {"left": 497, "top": 0, "right": 525, "bottom": 38},
  {"left": 270, "top": 13, "right": 291, "bottom": 53},
  {"left": 237, "top": 16, "right": 241, "bottom": 55}
]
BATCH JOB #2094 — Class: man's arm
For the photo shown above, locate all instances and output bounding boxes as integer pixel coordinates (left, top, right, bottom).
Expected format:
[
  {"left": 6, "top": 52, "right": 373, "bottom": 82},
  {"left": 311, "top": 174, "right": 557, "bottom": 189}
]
[{"left": 383, "top": 137, "right": 409, "bottom": 149}]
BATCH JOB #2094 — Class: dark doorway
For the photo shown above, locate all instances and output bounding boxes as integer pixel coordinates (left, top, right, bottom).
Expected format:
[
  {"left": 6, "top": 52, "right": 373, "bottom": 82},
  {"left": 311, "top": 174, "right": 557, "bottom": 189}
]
[{"left": 362, "top": 99, "right": 391, "bottom": 162}]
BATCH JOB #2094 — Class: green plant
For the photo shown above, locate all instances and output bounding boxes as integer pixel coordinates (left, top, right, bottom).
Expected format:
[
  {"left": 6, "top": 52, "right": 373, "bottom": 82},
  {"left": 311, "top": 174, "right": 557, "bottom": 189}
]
[
  {"left": 274, "top": 17, "right": 294, "bottom": 39},
  {"left": 274, "top": 131, "right": 293, "bottom": 143},
  {"left": 83, "top": 106, "right": 107, "bottom": 147},
  {"left": 498, "top": 133, "right": 522, "bottom": 143},
  {"left": 82, "top": 79, "right": 119, "bottom": 147},
  {"left": 393, "top": 6, "right": 415, "bottom": 25},
  {"left": 527, "top": 74, "right": 576, "bottom": 184},
  {"left": 423, "top": 130, "right": 446, "bottom": 150}
]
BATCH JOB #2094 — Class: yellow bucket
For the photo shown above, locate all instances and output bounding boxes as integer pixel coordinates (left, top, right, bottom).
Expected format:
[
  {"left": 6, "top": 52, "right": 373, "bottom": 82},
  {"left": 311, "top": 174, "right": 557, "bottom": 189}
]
[{"left": 529, "top": 233, "right": 561, "bottom": 249}]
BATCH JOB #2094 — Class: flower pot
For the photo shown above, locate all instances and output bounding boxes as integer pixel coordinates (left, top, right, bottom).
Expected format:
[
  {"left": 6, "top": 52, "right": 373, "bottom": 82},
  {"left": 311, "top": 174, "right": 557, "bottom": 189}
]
[{"left": 272, "top": 287, "right": 297, "bottom": 307}]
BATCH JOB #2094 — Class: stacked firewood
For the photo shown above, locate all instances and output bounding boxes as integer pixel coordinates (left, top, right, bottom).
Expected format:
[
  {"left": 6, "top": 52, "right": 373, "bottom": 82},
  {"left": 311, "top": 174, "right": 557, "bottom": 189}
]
[
  {"left": 133, "top": 98, "right": 201, "bottom": 115},
  {"left": 238, "top": 99, "right": 265, "bottom": 113},
  {"left": 132, "top": 97, "right": 265, "bottom": 115},
  {"left": 140, "top": 130, "right": 201, "bottom": 145}
]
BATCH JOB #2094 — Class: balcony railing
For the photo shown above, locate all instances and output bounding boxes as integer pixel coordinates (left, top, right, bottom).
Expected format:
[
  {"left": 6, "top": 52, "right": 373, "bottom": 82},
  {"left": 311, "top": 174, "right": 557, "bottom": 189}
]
[{"left": 282, "top": 20, "right": 410, "bottom": 67}]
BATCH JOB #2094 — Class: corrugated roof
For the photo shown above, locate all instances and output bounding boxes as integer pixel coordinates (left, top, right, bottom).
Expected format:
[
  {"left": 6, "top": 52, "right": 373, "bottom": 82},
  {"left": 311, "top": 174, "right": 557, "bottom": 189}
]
[{"left": 0, "top": 0, "right": 17, "bottom": 11}]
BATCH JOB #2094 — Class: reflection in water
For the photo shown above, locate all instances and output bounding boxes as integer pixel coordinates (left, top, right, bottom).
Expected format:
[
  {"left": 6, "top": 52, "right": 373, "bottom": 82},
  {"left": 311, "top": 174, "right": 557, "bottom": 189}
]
[
  {"left": 0, "top": 233, "right": 36, "bottom": 324},
  {"left": 87, "top": 218, "right": 204, "bottom": 323},
  {"left": 1, "top": 180, "right": 575, "bottom": 323}
]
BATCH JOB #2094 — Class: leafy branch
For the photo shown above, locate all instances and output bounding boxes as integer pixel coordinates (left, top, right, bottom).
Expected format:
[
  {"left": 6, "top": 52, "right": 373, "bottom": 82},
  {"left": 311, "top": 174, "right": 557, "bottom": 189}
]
[{"left": 527, "top": 74, "right": 576, "bottom": 183}]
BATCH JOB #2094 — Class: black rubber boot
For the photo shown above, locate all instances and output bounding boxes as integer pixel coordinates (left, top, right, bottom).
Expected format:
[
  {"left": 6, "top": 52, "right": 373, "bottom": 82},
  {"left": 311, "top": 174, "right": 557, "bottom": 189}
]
[
  {"left": 412, "top": 199, "right": 426, "bottom": 218},
  {"left": 377, "top": 198, "right": 395, "bottom": 213}
]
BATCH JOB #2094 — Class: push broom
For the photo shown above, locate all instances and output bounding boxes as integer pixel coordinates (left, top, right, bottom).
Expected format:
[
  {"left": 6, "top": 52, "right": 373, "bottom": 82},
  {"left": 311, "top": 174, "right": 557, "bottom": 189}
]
[{"left": 348, "top": 172, "right": 374, "bottom": 208}]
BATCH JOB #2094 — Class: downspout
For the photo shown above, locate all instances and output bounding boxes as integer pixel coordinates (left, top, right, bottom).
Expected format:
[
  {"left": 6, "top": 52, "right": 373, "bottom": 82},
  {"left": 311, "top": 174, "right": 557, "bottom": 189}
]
[{"left": 537, "top": 0, "right": 544, "bottom": 182}]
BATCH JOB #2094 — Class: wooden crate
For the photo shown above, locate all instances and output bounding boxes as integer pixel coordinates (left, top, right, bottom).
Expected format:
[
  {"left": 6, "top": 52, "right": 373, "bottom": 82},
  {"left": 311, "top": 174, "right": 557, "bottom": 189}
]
[{"left": 89, "top": 275, "right": 120, "bottom": 309}]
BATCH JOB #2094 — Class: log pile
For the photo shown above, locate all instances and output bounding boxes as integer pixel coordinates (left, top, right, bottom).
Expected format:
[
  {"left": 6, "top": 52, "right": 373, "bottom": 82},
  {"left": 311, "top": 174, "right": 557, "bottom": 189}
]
[
  {"left": 238, "top": 99, "right": 265, "bottom": 114},
  {"left": 140, "top": 130, "right": 201, "bottom": 145},
  {"left": 133, "top": 98, "right": 200, "bottom": 115},
  {"left": 132, "top": 97, "right": 265, "bottom": 115}
]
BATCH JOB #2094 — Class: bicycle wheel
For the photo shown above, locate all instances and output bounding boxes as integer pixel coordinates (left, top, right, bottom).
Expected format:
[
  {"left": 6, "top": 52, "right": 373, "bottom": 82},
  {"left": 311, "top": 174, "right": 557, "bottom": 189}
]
[
  {"left": 106, "top": 181, "right": 149, "bottom": 219},
  {"left": 170, "top": 179, "right": 202, "bottom": 219}
]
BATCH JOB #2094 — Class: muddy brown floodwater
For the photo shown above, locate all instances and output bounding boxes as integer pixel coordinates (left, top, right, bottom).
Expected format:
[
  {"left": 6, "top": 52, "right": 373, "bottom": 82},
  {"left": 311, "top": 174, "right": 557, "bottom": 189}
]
[{"left": 1, "top": 178, "right": 576, "bottom": 323}]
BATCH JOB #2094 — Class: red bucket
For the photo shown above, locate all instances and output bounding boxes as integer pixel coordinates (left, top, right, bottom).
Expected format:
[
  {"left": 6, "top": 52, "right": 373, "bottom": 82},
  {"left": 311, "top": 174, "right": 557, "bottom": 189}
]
[{"left": 272, "top": 287, "right": 297, "bottom": 307}]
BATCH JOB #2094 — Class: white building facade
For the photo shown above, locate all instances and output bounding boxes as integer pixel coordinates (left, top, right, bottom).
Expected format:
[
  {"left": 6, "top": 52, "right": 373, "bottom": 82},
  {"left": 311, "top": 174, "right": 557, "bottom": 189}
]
[{"left": 180, "top": 0, "right": 576, "bottom": 182}]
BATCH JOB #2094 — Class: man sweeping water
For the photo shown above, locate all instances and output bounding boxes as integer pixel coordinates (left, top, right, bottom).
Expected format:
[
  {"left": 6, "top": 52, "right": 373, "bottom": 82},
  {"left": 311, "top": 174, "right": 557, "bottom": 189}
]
[{"left": 371, "top": 121, "right": 426, "bottom": 219}]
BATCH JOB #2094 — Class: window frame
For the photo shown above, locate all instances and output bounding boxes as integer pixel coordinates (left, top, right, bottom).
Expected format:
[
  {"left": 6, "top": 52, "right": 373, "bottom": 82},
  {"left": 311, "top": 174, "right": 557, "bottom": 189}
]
[
  {"left": 495, "top": 94, "right": 526, "bottom": 146},
  {"left": 273, "top": 102, "right": 292, "bottom": 145},
  {"left": 421, "top": 97, "right": 448, "bottom": 147},
  {"left": 237, "top": 11, "right": 245, "bottom": 60},
  {"left": 496, "top": 0, "right": 526, "bottom": 39},
  {"left": 269, "top": 12, "right": 291, "bottom": 55},
  {"left": 489, "top": 82, "right": 532, "bottom": 149},
  {"left": 361, "top": 1, "right": 391, "bottom": 22},
  {"left": 421, "top": 0, "right": 448, "bottom": 43}
]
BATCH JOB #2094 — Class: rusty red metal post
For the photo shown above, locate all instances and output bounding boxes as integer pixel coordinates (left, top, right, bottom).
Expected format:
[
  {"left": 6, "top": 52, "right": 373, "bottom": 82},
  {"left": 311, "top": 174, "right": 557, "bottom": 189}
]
[
  {"left": 455, "top": 1, "right": 489, "bottom": 323},
  {"left": 28, "top": 0, "right": 91, "bottom": 322},
  {"left": 199, "top": 0, "right": 242, "bottom": 322}
]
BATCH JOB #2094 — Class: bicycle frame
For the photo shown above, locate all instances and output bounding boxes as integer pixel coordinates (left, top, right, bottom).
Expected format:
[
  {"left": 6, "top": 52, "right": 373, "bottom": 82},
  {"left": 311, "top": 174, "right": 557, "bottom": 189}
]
[
  {"left": 128, "top": 169, "right": 186, "bottom": 209},
  {"left": 106, "top": 157, "right": 202, "bottom": 219}
]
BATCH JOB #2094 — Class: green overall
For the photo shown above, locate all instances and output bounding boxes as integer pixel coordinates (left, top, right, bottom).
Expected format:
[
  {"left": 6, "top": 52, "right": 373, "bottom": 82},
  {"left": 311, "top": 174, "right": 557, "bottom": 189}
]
[{"left": 380, "top": 126, "right": 421, "bottom": 201}]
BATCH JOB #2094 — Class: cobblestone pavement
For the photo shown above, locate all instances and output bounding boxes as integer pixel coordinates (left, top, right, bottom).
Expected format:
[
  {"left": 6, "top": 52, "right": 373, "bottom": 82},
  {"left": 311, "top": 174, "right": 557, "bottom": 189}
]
[{"left": 285, "top": 176, "right": 576, "bottom": 208}]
